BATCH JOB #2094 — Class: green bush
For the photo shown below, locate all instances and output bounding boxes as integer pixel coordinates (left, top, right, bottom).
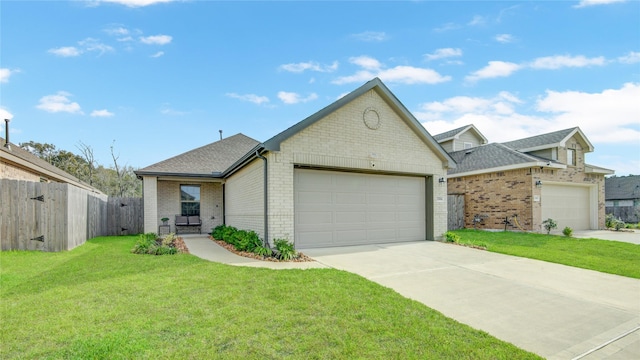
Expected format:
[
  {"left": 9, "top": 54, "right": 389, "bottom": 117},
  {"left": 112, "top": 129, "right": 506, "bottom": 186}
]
[
  {"left": 444, "top": 231, "right": 460, "bottom": 243},
  {"left": 562, "top": 226, "right": 573, "bottom": 237},
  {"left": 542, "top": 218, "right": 557, "bottom": 234},
  {"left": 131, "top": 232, "right": 178, "bottom": 255},
  {"left": 274, "top": 238, "right": 297, "bottom": 261},
  {"left": 212, "top": 225, "right": 226, "bottom": 239},
  {"left": 254, "top": 245, "right": 273, "bottom": 257}
]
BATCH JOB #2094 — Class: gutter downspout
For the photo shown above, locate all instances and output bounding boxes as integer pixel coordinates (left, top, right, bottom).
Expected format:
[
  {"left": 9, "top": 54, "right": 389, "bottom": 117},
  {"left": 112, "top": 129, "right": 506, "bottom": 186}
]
[{"left": 255, "top": 150, "right": 270, "bottom": 248}]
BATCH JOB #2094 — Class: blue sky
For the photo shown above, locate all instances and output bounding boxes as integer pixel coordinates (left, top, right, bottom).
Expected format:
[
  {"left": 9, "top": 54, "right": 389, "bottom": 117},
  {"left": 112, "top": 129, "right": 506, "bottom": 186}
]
[{"left": 1, "top": 0, "right": 639, "bottom": 175}]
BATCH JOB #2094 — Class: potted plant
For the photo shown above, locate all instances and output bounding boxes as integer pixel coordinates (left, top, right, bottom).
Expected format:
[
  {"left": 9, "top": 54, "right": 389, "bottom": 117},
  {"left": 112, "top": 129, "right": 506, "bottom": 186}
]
[{"left": 161, "top": 217, "right": 169, "bottom": 225}]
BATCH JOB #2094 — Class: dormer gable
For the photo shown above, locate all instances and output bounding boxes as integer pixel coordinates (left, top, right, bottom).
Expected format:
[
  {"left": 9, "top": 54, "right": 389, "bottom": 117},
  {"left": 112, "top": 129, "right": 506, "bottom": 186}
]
[{"left": 433, "top": 124, "right": 488, "bottom": 153}]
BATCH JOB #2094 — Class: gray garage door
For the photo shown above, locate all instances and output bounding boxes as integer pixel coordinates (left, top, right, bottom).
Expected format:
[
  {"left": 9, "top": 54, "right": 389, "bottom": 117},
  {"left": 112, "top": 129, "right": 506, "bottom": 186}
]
[
  {"left": 541, "top": 184, "right": 592, "bottom": 230},
  {"left": 294, "top": 169, "right": 426, "bottom": 248}
]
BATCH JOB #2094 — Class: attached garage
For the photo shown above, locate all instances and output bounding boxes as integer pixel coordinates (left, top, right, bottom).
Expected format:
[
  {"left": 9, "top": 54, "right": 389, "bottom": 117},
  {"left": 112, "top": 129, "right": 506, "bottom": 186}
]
[
  {"left": 295, "top": 169, "right": 427, "bottom": 248},
  {"left": 541, "top": 183, "right": 597, "bottom": 230}
]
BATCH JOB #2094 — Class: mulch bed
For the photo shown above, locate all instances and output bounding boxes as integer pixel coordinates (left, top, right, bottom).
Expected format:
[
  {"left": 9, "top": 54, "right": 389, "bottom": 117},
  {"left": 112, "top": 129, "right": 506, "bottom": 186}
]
[
  {"left": 210, "top": 237, "right": 314, "bottom": 262},
  {"left": 174, "top": 237, "right": 190, "bottom": 254}
]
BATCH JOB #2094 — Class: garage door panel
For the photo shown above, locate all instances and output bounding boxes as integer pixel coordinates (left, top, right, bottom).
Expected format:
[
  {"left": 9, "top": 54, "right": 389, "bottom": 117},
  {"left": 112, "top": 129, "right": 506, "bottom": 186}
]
[
  {"left": 335, "top": 192, "right": 366, "bottom": 205},
  {"left": 295, "top": 169, "right": 426, "bottom": 248},
  {"left": 542, "top": 184, "right": 592, "bottom": 230},
  {"left": 297, "top": 211, "right": 332, "bottom": 225}
]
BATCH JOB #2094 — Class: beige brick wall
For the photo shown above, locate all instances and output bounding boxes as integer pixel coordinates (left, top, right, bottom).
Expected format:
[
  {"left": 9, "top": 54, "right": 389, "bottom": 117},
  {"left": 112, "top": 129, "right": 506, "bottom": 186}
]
[
  {"left": 1, "top": 161, "right": 44, "bottom": 182},
  {"left": 225, "top": 159, "right": 265, "bottom": 237},
  {"left": 267, "top": 89, "right": 449, "bottom": 245},
  {"left": 156, "top": 180, "right": 223, "bottom": 234},
  {"left": 448, "top": 134, "right": 606, "bottom": 231}
]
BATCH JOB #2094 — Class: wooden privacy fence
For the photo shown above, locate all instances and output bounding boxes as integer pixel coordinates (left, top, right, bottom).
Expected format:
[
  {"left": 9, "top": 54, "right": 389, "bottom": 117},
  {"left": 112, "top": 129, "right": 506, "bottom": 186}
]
[
  {"left": 447, "top": 194, "right": 465, "bottom": 230},
  {"left": 0, "top": 179, "right": 143, "bottom": 251}
]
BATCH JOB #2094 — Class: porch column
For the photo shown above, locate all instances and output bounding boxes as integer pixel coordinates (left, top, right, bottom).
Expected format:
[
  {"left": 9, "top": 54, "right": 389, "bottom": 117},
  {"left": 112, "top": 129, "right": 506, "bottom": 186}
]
[{"left": 143, "top": 176, "right": 158, "bottom": 234}]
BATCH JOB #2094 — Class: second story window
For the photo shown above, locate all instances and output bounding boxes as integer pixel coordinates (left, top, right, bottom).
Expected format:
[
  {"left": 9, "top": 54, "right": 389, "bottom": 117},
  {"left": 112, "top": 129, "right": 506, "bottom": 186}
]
[{"left": 567, "top": 149, "right": 576, "bottom": 166}]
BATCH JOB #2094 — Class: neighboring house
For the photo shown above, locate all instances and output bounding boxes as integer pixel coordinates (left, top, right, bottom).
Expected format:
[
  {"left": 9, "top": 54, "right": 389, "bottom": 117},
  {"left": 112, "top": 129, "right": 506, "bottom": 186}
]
[
  {"left": 1, "top": 136, "right": 103, "bottom": 194},
  {"left": 135, "top": 78, "right": 455, "bottom": 248},
  {"left": 605, "top": 175, "right": 640, "bottom": 223},
  {"left": 435, "top": 125, "right": 613, "bottom": 231},
  {"left": 433, "top": 124, "right": 488, "bottom": 152}
]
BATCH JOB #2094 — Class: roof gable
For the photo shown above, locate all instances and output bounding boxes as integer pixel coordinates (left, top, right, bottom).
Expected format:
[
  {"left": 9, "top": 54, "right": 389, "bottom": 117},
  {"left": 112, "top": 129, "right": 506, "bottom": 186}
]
[
  {"left": 263, "top": 77, "right": 455, "bottom": 168},
  {"left": 502, "top": 127, "right": 594, "bottom": 153},
  {"left": 135, "top": 133, "right": 260, "bottom": 177},
  {"left": 433, "top": 124, "right": 488, "bottom": 144}
]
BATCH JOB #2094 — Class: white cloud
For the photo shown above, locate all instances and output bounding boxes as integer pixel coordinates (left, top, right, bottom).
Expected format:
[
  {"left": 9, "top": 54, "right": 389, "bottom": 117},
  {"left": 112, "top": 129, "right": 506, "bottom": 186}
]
[
  {"left": 90, "top": 109, "right": 114, "bottom": 117},
  {"left": 78, "top": 38, "right": 114, "bottom": 56},
  {"left": 468, "top": 15, "right": 487, "bottom": 26},
  {"left": 618, "top": 51, "right": 640, "bottom": 64},
  {"left": 333, "top": 56, "right": 451, "bottom": 85},
  {"left": 36, "top": 91, "right": 83, "bottom": 114},
  {"left": 277, "top": 91, "right": 318, "bottom": 105},
  {"left": 495, "top": 34, "right": 515, "bottom": 43},
  {"left": 529, "top": 55, "right": 605, "bottom": 69},
  {"left": 349, "top": 56, "right": 382, "bottom": 70},
  {"left": 433, "top": 22, "right": 461, "bottom": 33},
  {"left": 574, "top": 0, "right": 627, "bottom": 8},
  {"left": 279, "top": 61, "right": 338, "bottom": 73},
  {"left": 1, "top": 68, "right": 13, "bottom": 83},
  {"left": 49, "top": 46, "right": 82, "bottom": 57},
  {"left": 140, "top": 35, "right": 172, "bottom": 45},
  {"left": 98, "top": 0, "right": 177, "bottom": 7},
  {"left": 418, "top": 83, "right": 640, "bottom": 146},
  {"left": 424, "top": 48, "right": 463, "bottom": 61},
  {"left": 151, "top": 51, "right": 165, "bottom": 58},
  {"left": 465, "top": 61, "right": 521, "bottom": 82},
  {"left": 226, "top": 93, "right": 270, "bottom": 105},
  {"left": 0, "top": 107, "right": 13, "bottom": 120},
  {"left": 104, "top": 26, "right": 129, "bottom": 36},
  {"left": 351, "top": 31, "right": 389, "bottom": 42}
]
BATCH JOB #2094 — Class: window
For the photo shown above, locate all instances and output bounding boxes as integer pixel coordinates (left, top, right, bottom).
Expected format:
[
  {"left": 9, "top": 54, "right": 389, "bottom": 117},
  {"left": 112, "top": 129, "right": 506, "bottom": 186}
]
[
  {"left": 567, "top": 149, "right": 576, "bottom": 166},
  {"left": 180, "top": 185, "right": 200, "bottom": 216},
  {"left": 463, "top": 142, "right": 473, "bottom": 149}
]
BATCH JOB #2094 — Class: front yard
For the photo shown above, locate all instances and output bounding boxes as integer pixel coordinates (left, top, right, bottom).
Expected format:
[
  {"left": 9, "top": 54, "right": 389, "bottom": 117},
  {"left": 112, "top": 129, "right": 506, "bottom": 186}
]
[
  {"left": 0, "top": 236, "right": 539, "bottom": 359},
  {"left": 450, "top": 229, "right": 640, "bottom": 279}
]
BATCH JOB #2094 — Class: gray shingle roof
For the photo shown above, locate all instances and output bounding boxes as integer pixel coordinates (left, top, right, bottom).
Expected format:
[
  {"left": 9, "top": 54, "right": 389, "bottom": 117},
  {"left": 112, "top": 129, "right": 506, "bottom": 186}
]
[
  {"left": 433, "top": 125, "right": 472, "bottom": 142},
  {"left": 135, "top": 133, "right": 260, "bottom": 176},
  {"left": 605, "top": 175, "right": 640, "bottom": 200},
  {"left": 501, "top": 127, "right": 577, "bottom": 151},
  {"left": 448, "top": 143, "right": 552, "bottom": 175}
]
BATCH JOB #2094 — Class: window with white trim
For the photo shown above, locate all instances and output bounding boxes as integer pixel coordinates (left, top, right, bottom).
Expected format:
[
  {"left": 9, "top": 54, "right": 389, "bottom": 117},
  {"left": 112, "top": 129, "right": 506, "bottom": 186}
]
[
  {"left": 567, "top": 149, "right": 576, "bottom": 166},
  {"left": 180, "top": 185, "right": 200, "bottom": 216}
]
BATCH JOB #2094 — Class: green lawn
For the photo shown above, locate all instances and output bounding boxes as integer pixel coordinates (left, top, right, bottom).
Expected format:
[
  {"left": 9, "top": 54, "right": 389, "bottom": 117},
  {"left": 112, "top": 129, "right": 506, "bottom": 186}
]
[
  {"left": 451, "top": 229, "right": 640, "bottom": 279},
  {"left": 1, "top": 236, "right": 539, "bottom": 359}
]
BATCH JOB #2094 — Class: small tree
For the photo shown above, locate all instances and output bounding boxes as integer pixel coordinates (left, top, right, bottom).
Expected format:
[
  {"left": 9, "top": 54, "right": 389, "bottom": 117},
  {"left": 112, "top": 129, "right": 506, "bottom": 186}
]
[{"left": 542, "top": 218, "right": 557, "bottom": 234}]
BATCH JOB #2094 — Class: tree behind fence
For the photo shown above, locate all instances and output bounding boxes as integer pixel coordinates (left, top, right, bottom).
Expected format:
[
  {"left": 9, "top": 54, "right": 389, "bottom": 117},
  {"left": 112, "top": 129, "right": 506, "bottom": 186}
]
[{"left": 0, "top": 179, "right": 143, "bottom": 251}]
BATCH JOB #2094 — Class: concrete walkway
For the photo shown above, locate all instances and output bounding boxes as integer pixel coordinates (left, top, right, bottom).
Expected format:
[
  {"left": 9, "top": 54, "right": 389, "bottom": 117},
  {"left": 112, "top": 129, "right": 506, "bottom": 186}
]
[{"left": 571, "top": 229, "right": 640, "bottom": 245}]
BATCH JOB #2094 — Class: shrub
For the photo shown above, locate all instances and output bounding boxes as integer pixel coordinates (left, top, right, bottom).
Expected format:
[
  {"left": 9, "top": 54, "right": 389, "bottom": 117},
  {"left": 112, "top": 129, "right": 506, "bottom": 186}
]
[
  {"left": 562, "top": 226, "right": 573, "bottom": 237},
  {"left": 274, "top": 238, "right": 297, "bottom": 261},
  {"left": 212, "top": 225, "right": 227, "bottom": 239},
  {"left": 542, "top": 218, "right": 557, "bottom": 234},
  {"left": 254, "top": 245, "right": 273, "bottom": 257},
  {"left": 605, "top": 214, "right": 615, "bottom": 228},
  {"left": 444, "top": 231, "right": 460, "bottom": 243},
  {"left": 131, "top": 232, "right": 179, "bottom": 255},
  {"left": 613, "top": 218, "right": 626, "bottom": 231}
]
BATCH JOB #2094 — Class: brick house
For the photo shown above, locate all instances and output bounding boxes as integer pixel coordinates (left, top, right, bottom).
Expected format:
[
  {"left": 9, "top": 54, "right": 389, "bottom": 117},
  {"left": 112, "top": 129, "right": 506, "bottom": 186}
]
[
  {"left": 435, "top": 125, "right": 613, "bottom": 232},
  {"left": 1, "top": 134, "right": 103, "bottom": 194},
  {"left": 135, "top": 78, "right": 455, "bottom": 248}
]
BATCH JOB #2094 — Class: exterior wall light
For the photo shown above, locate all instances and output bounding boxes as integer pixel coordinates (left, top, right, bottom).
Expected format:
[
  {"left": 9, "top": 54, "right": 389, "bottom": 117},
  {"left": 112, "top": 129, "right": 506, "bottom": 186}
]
[
  {"left": 535, "top": 180, "right": 543, "bottom": 188},
  {"left": 439, "top": 177, "right": 446, "bottom": 184}
]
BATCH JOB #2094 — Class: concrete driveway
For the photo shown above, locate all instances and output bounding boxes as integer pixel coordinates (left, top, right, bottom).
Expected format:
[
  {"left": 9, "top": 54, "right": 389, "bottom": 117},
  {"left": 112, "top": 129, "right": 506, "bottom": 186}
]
[{"left": 302, "top": 241, "right": 640, "bottom": 359}]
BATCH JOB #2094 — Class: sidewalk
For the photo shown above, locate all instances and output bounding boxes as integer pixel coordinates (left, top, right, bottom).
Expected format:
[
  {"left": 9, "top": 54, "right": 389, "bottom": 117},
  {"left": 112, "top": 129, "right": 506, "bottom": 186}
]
[{"left": 181, "top": 235, "right": 327, "bottom": 269}]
